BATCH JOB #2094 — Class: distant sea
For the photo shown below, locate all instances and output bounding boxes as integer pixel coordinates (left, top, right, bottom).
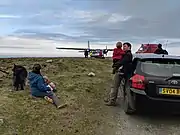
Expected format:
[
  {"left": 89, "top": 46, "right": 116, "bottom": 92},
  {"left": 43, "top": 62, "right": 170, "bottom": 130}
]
[{"left": 0, "top": 55, "right": 23, "bottom": 58}]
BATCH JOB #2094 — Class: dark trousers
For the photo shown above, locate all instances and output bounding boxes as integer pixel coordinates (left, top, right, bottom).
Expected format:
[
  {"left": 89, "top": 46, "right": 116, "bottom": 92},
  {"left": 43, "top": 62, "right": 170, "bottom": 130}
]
[
  {"left": 113, "top": 59, "right": 119, "bottom": 64},
  {"left": 85, "top": 54, "right": 88, "bottom": 58}
]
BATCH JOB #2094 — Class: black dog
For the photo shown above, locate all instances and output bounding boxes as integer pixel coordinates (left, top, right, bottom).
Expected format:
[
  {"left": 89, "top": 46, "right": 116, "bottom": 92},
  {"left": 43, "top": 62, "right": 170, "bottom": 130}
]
[{"left": 12, "top": 64, "right": 28, "bottom": 91}]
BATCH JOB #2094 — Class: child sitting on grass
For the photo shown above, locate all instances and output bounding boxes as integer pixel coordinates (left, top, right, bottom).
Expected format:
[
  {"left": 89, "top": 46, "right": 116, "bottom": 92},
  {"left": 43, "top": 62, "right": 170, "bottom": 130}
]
[{"left": 43, "top": 76, "right": 57, "bottom": 92}]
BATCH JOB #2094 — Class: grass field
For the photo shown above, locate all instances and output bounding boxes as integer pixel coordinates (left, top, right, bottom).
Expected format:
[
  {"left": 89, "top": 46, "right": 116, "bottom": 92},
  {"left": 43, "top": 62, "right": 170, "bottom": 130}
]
[{"left": 0, "top": 57, "right": 118, "bottom": 135}]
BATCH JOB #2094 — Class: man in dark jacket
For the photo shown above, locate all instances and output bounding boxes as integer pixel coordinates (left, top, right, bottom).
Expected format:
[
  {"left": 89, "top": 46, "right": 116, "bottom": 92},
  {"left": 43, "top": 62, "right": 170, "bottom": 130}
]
[
  {"left": 84, "top": 49, "right": 88, "bottom": 58},
  {"left": 104, "top": 42, "right": 133, "bottom": 106},
  {"left": 154, "top": 44, "right": 168, "bottom": 55}
]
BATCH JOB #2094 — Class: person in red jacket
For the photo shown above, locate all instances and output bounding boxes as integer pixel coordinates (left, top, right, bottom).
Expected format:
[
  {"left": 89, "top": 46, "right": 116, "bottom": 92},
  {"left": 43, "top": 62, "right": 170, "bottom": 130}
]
[{"left": 112, "top": 42, "right": 125, "bottom": 74}]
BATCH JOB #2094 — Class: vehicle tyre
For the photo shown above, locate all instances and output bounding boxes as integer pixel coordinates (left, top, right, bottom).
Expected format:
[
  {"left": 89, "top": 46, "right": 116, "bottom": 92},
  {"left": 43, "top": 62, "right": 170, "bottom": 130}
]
[{"left": 123, "top": 81, "right": 137, "bottom": 115}]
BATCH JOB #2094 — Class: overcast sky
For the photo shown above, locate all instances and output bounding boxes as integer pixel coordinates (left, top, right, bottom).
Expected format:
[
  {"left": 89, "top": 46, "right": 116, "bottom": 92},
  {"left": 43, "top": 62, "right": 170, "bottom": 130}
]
[{"left": 0, "top": 0, "right": 180, "bottom": 56}]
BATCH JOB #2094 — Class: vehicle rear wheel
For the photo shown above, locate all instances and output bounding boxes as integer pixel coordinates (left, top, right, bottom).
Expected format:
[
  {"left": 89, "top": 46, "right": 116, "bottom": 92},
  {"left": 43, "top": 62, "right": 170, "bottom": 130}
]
[{"left": 123, "top": 81, "right": 137, "bottom": 115}]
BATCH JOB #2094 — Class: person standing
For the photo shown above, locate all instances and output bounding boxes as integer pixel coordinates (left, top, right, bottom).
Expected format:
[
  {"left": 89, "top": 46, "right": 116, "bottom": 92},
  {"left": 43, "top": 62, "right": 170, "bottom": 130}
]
[
  {"left": 84, "top": 49, "right": 89, "bottom": 58},
  {"left": 154, "top": 44, "right": 168, "bottom": 55},
  {"left": 104, "top": 42, "right": 133, "bottom": 106}
]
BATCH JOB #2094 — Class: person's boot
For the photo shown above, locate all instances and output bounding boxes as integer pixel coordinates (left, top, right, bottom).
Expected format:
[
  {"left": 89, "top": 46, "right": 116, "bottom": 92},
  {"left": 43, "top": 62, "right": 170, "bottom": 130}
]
[
  {"left": 44, "top": 96, "right": 53, "bottom": 104},
  {"left": 104, "top": 97, "right": 109, "bottom": 102},
  {"left": 57, "top": 103, "right": 67, "bottom": 109},
  {"left": 104, "top": 100, "right": 116, "bottom": 106}
]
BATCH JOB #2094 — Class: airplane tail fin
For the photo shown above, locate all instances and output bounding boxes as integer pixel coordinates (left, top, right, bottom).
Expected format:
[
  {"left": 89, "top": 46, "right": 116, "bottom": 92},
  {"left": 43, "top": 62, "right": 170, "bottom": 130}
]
[
  {"left": 79, "top": 41, "right": 90, "bottom": 52},
  {"left": 88, "top": 41, "right": 90, "bottom": 49}
]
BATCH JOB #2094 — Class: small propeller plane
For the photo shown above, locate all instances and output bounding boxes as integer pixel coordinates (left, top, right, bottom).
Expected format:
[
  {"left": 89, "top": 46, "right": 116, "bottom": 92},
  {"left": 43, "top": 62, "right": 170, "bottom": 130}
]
[{"left": 56, "top": 41, "right": 114, "bottom": 58}]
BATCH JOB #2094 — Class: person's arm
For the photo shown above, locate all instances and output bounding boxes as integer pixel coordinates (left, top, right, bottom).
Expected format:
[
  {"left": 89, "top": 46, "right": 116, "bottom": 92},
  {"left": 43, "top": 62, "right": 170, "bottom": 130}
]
[
  {"left": 37, "top": 77, "right": 52, "bottom": 92},
  {"left": 114, "top": 53, "right": 131, "bottom": 68},
  {"left": 119, "top": 50, "right": 125, "bottom": 55},
  {"left": 112, "top": 48, "right": 116, "bottom": 58},
  {"left": 164, "top": 50, "right": 168, "bottom": 55},
  {"left": 154, "top": 49, "right": 159, "bottom": 54}
]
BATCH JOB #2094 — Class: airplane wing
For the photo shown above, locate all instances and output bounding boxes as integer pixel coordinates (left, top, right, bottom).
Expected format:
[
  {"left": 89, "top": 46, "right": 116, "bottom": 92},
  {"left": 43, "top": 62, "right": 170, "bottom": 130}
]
[
  {"left": 56, "top": 47, "right": 100, "bottom": 51},
  {"left": 106, "top": 49, "right": 113, "bottom": 51},
  {"left": 56, "top": 47, "right": 114, "bottom": 51},
  {"left": 56, "top": 47, "right": 87, "bottom": 50}
]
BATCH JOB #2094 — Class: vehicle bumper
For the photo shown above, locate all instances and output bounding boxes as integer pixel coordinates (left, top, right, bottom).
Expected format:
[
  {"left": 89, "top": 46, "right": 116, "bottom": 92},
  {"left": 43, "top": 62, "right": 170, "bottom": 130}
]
[
  {"left": 130, "top": 88, "right": 180, "bottom": 103},
  {"left": 130, "top": 88, "right": 180, "bottom": 111}
]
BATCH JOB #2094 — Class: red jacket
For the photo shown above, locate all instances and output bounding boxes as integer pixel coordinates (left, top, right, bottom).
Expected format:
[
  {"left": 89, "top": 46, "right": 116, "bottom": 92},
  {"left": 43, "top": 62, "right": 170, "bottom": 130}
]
[{"left": 112, "top": 48, "right": 125, "bottom": 60}]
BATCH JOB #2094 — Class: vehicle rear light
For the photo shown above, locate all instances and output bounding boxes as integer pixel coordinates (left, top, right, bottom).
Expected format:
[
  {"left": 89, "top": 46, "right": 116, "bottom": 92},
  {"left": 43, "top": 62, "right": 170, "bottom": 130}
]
[{"left": 130, "top": 74, "right": 145, "bottom": 90}]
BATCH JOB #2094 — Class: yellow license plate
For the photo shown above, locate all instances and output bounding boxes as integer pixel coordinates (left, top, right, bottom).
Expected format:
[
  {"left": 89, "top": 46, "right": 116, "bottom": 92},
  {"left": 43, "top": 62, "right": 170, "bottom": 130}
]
[{"left": 159, "top": 88, "right": 180, "bottom": 95}]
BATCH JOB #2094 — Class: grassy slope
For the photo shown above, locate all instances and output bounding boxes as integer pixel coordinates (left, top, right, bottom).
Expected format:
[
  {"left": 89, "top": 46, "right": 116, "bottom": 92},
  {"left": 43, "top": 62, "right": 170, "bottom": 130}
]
[{"left": 0, "top": 58, "right": 117, "bottom": 135}]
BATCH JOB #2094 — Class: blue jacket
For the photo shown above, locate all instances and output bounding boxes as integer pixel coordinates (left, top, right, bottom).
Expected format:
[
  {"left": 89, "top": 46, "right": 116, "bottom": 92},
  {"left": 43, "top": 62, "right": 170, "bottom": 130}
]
[{"left": 28, "top": 72, "right": 51, "bottom": 96}]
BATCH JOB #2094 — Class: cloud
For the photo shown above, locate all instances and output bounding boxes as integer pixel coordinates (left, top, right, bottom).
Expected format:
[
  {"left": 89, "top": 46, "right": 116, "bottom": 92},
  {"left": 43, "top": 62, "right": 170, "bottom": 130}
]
[
  {"left": 0, "top": 0, "right": 180, "bottom": 56},
  {"left": 0, "top": 36, "right": 89, "bottom": 57},
  {"left": 0, "top": 14, "right": 21, "bottom": 18},
  {"left": 1, "top": 36, "right": 180, "bottom": 58}
]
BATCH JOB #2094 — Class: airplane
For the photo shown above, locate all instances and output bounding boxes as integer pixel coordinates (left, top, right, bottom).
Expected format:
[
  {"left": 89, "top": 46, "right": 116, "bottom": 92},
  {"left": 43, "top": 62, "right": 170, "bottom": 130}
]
[{"left": 56, "top": 41, "right": 114, "bottom": 58}]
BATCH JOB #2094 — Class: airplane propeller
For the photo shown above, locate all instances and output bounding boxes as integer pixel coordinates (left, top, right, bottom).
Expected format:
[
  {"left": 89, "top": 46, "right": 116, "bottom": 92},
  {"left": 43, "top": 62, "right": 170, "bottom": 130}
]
[{"left": 103, "top": 45, "right": 108, "bottom": 56}]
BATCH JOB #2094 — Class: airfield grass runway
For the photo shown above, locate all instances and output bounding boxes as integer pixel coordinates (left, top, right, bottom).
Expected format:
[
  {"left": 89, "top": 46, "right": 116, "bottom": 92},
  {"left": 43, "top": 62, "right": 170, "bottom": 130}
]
[{"left": 0, "top": 57, "right": 180, "bottom": 135}]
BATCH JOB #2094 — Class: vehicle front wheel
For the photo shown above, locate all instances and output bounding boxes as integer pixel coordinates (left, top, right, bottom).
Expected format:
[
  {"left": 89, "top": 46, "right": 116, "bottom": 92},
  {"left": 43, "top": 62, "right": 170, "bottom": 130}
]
[{"left": 123, "top": 82, "right": 137, "bottom": 115}]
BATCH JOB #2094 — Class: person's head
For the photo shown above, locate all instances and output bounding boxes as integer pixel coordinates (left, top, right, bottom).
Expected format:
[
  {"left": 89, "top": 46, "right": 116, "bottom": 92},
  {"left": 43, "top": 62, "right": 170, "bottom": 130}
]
[
  {"left": 116, "top": 42, "right": 122, "bottom": 48},
  {"left": 43, "top": 76, "right": 50, "bottom": 83},
  {"left": 123, "top": 42, "right": 132, "bottom": 51},
  {"left": 32, "top": 64, "right": 41, "bottom": 74},
  {"left": 158, "top": 44, "right": 162, "bottom": 49}
]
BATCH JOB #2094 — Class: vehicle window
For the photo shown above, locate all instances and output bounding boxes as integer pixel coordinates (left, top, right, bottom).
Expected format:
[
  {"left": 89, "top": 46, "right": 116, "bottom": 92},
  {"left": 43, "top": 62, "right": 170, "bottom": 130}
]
[
  {"left": 138, "top": 45, "right": 144, "bottom": 51},
  {"left": 143, "top": 46, "right": 148, "bottom": 50},
  {"left": 140, "top": 59, "right": 180, "bottom": 77}
]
